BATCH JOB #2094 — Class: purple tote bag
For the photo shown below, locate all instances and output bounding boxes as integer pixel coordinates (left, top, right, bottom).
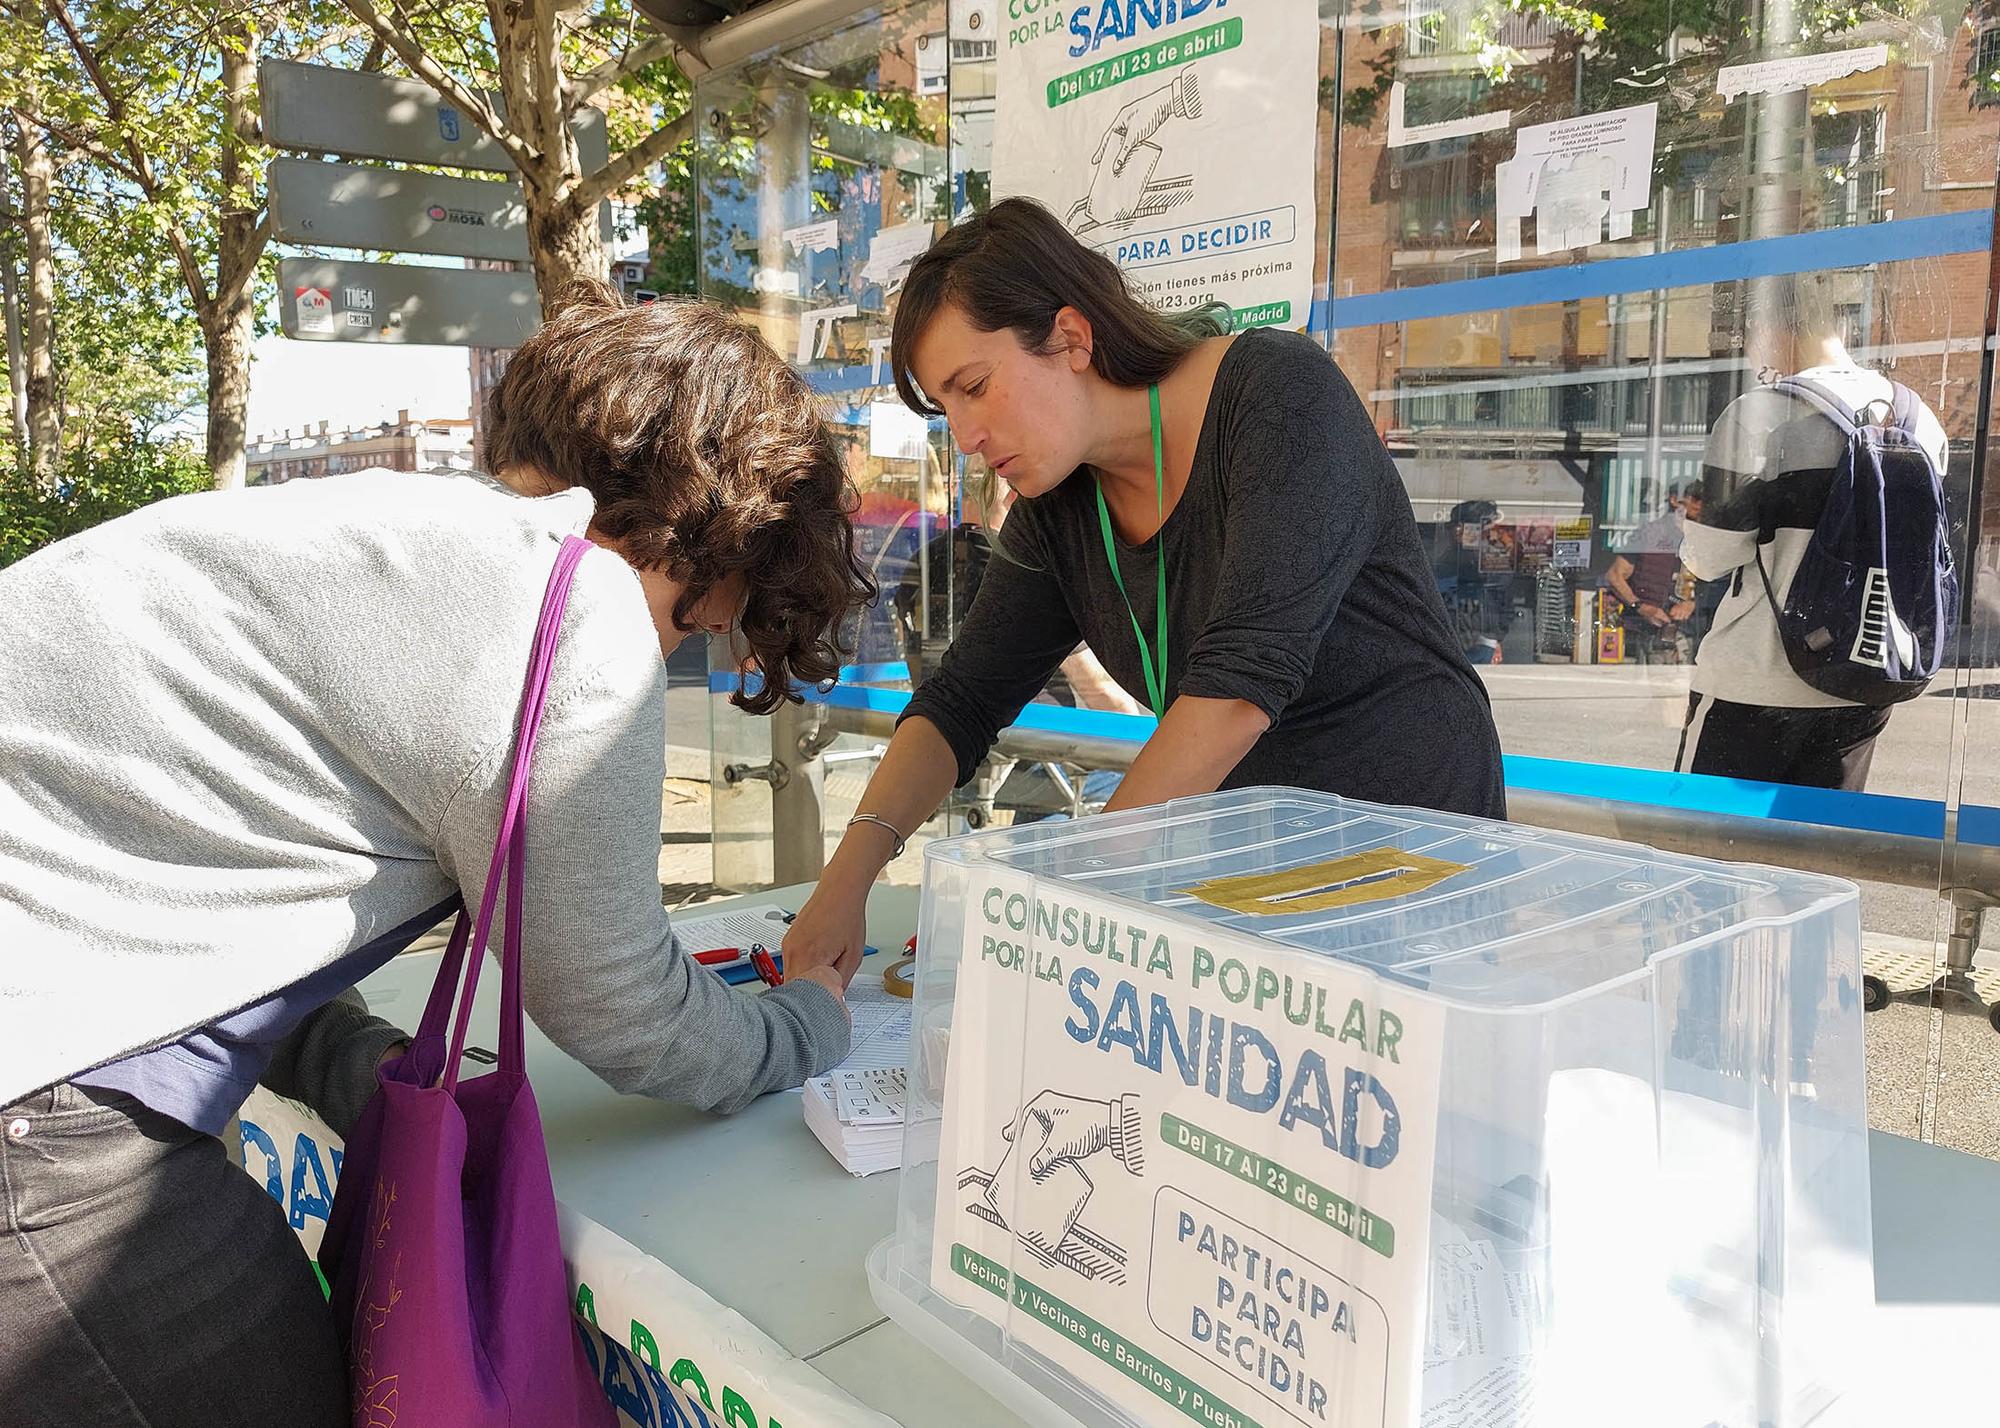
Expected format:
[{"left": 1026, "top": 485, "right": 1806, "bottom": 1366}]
[{"left": 320, "top": 534, "right": 614, "bottom": 1428}]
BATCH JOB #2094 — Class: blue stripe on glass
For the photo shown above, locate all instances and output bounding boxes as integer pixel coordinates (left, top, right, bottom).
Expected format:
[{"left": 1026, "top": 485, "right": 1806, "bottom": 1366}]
[
  {"left": 705, "top": 672, "right": 1969, "bottom": 841},
  {"left": 1323, "top": 212, "right": 1991, "bottom": 331}
]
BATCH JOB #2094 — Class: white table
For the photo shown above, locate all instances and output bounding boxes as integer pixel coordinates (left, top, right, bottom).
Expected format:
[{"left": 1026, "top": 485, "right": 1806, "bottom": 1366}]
[{"left": 357, "top": 884, "right": 2000, "bottom": 1427}]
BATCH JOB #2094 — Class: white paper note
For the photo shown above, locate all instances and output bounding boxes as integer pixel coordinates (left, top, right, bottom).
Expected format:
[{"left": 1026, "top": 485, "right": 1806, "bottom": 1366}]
[
  {"left": 1717, "top": 45, "right": 1888, "bottom": 102},
  {"left": 1494, "top": 102, "right": 1657, "bottom": 263},
  {"left": 781, "top": 217, "right": 841, "bottom": 253},
  {"left": 1388, "top": 81, "right": 1512, "bottom": 150},
  {"left": 859, "top": 222, "right": 934, "bottom": 290},
  {"left": 868, "top": 400, "right": 931, "bottom": 461}
]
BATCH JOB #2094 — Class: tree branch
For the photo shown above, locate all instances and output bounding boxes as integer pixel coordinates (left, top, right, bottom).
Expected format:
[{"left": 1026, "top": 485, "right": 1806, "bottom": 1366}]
[
  {"left": 571, "top": 32, "right": 681, "bottom": 106},
  {"left": 335, "top": 0, "right": 540, "bottom": 175},
  {"left": 531, "top": 0, "right": 564, "bottom": 177},
  {"left": 17, "top": 110, "right": 138, "bottom": 180},
  {"left": 219, "top": 209, "right": 271, "bottom": 302},
  {"left": 572, "top": 108, "right": 692, "bottom": 212}
]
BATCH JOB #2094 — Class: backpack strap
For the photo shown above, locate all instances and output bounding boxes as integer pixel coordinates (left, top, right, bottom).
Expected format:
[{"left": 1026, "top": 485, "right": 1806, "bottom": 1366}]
[
  {"left": 1885, "top": 381, "right": 1923, "bottom": 438},
  {"left": 1771, "top": 375, "right": 1862, "bottom": 434}
]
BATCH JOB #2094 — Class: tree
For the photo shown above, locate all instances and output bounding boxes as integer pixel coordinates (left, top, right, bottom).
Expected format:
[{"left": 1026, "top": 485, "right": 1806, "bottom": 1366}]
[
  {"left": 5, "top": 64, "right": 58, "bottom": 485},
  {"left": 334, "top": 0, "right": 702, "bottom": 313},
  {"left": 18, "top": 1, "right": 269, "bottom": 488},
  {"left": 0, "top": 1, "right": 378, "bottom": 488}
]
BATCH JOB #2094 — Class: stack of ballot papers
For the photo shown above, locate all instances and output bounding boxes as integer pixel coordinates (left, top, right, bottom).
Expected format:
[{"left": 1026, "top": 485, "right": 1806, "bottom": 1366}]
[{"left": 803, "top": 1068, "right": 906, "bottom": 1176}]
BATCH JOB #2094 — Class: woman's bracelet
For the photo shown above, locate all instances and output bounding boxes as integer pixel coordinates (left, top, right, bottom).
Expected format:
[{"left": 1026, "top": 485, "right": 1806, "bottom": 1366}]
[{"left": 847, "top": 812, "right": 907, "bottom": 860}]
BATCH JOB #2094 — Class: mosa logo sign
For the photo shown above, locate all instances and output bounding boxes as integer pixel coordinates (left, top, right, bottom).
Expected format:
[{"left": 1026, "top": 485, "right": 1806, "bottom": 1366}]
[
  {"left": 1179, "top": 850, "right": 1471, "bottom": 915},
  {"left": 425, "top": 202, "right": 488, "bottom": 227}
]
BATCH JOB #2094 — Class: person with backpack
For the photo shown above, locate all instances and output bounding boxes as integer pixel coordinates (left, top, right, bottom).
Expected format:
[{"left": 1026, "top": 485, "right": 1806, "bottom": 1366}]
[{"left": 1676, "top": 275, "right": 1955, "bottom": 790}]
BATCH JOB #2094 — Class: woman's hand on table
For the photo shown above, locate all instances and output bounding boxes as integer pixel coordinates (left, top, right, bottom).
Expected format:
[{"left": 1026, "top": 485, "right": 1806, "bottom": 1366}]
[
  {"left": 780, "top": 874, "right": 870, "bottom": 991},
  {"left": 787, "top": 963, "right": 850, "bottom": 1013}
]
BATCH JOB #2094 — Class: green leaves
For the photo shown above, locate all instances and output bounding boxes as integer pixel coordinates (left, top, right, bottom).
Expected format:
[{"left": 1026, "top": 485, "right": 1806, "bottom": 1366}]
[{"left": 0, "top": 436, "right": 209, "bottom": 566}]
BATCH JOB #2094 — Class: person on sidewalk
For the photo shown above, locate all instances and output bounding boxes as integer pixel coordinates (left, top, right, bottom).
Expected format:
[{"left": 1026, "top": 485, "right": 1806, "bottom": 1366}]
[
  {"left": 1676, "top": 275, "right": 1948, "bottom": 790},
  {"left": 782, "top": 198, "right": 1504, "bottom": 991},
  {"left": 1605, "top": 483, "right": 1703, "bottom": 664},
  {"left": 0, "top": 284, "right": 872, "bottom": 1427}
]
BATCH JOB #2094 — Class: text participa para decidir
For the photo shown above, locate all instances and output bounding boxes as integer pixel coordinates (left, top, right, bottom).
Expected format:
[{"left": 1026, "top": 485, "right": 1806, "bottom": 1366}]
[
  {"left": 1180, "top": 1209, "right": 1352, "bottom": 1420},
  {"left": 976, "top": 886, "right": 1406, "bottom": 1169}
]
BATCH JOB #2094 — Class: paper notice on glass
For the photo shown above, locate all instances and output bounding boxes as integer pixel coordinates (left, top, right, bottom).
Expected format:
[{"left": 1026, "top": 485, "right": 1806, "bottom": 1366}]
[
  {"left": 796, "top": 303, "right": 858, "bottom": 364},
  {"left": 1717, "top": 44, "right": 1888, "bottom": 102},
  {"left": 859, "top": 222, "right": 934, "bottom": 291},
  {"left": 1494, "top": 102, "right": 1657, "bottom": 264},
  {"left": 868, "top": 399, "right": 931, "bottom": 462},
  {"left": 1387, "top": 82, "right": 1511, "bottom": 150},
  {"left": 1420, "top": 1356, "right": 1539, "bottom": 1428},
  {"left": 782, "top": 217, "right": 841, "bottom": 254}
]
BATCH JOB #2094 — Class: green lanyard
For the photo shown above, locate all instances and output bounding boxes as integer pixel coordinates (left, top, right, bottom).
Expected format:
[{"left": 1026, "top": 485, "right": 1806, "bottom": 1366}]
[{"left": 1092, "top": 384, "right": 1169, "bottom": 721}]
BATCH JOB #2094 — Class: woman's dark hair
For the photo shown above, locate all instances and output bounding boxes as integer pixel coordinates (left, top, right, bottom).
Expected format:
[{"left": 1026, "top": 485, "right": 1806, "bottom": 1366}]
[
  {"left": 485, "top": 280, "right": 874, "bottom": 715},
  {"left": 890, "top": 197, "right": 1230, "bottom": 415}
]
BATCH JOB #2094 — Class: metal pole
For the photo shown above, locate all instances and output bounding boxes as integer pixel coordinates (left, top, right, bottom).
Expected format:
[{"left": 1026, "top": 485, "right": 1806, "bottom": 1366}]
[
  {"left": 769, "top": 697, "right": 827, "bottom": 883},
  {"left": 754, "top": 72, "right": 828, "bottom": 883}
]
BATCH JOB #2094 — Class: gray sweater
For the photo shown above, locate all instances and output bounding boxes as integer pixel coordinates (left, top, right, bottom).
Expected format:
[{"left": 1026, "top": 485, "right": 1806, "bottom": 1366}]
[
  {"left": 0, "top": 471, "right": 848, "bottom": 1126},
  {"left": 903, "top": 329, "right": 1506, "bottom": 818}
]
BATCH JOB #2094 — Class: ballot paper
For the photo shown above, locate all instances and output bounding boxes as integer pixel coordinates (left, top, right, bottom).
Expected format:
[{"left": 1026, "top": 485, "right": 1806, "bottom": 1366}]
[
  {"left": 804, "top": 1067, "right": 907, "bottom": 1176},
  {"left": 670, "top": 902, "right": 792, "bottom": 957},
  {"left": 1421, "top": 1355, "right": 1540, "bottom": 1428},
  {"left": 827, "top": 974, "right": 912, "bottom": 1075}
]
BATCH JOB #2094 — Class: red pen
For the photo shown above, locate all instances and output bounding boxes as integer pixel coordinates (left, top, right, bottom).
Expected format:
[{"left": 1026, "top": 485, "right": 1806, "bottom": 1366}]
[
  {"left": 749, "top": 943, "right": 783, "bottom": 987},
  {"left": 691, "top": 947, "right": 751, "bottom": 967}
]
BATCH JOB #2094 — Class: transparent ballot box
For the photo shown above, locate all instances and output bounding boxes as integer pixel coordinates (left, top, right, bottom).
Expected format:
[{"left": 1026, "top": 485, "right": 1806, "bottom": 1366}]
[{"left": 867, "top": 788, "right": 1870, "bottom": 1428}]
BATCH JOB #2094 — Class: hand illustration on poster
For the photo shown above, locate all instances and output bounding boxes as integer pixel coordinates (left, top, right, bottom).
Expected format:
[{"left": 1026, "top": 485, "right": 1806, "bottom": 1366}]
[
  {"left": 964, "top": 1090, "right": 1144, "bottom": 1283},
  {"left": 1066, "top": 71, "right": 1201, "bottom": 236},
  {"left": 994, "top": 2, "right": 1318, "bottom": 327}
]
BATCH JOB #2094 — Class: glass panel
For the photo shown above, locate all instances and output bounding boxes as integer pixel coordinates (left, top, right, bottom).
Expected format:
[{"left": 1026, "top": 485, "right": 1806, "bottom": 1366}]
[
  {"left": 696, "top": 1, "right": 955, "bottom": 890},
  {"left": 1325, "top": 1, "right": 1995, "bottom": 1144},
  {"left": 690, "top": 0, "right": 2000, "bottom": 1160}
]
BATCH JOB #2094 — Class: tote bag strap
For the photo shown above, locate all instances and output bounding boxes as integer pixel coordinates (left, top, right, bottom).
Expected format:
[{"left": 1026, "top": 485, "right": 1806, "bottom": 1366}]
[{"left": 406, "top": 535, "right": 593, "bottom": 1094}]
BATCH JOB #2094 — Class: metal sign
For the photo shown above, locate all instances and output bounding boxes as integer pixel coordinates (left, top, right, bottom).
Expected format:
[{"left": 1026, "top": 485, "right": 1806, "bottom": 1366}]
[
  {"left": 277, "top": 258, "right": 538, "bottom": 348},
  {"left": 268, "top": 158, "right": 613, "bottom": 261},
  {"left": 259, "top": 60, "right": 608, "bottom": 172}
]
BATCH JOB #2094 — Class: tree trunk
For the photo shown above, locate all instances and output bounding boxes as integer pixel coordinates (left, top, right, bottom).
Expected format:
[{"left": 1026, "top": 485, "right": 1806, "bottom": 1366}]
[
  {"left": 0, "top": 124, "right": 28, "bottom": 460},
  {"left": 202, "top": 289, "right": 254, "bottom": 489},
  {"left": 10, "top": 104, "right": 58, "bottom": 488},
  {"left": 525, "top": 190, "right": 607, "bottom": 314},
  {"left": 490, "top": 0, "right": 603, "bottom": 317},
  {"left": 204, "top": 17, "right": 261, "bottom": 490}
]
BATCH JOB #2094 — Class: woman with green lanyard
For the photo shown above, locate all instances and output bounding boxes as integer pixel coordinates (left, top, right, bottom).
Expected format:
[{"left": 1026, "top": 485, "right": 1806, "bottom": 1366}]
[{"left": 782, "top": 198, "right": 1504, "bottom": 988}]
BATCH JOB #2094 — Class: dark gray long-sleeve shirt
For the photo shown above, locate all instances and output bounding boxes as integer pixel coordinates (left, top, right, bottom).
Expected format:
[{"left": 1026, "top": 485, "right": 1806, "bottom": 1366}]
[{"left": 902, "top": 328, "right": 1506, "bottom": 819}]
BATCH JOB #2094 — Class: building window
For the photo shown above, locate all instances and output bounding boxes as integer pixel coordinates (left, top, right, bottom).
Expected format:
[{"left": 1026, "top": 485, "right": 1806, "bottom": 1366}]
[{"left": 1978, "top": 26, "right": 2000, "bottom": 105}]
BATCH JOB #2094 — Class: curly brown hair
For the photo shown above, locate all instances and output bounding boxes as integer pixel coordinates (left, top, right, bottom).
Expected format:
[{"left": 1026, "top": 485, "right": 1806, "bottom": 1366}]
[{"left": 485, "top": 281, "right": 874, "bottom": 714}]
